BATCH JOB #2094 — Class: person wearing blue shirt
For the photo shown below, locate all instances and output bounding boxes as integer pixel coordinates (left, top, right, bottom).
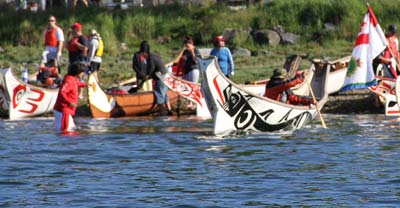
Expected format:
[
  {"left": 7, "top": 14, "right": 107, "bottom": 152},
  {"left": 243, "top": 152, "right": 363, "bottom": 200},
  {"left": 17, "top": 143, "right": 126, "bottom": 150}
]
[{"left": 210, "top": 35, "right": 234, "bottom": 78}]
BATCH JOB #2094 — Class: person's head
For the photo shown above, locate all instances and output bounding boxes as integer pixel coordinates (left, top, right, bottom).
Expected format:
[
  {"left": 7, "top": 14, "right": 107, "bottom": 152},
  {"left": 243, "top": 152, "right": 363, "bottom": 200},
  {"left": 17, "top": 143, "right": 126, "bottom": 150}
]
[
  {"left": 68, "top": 61, "right": 86, "bottom": 77},
  {"left": 48, "top": 15, "right": 56, "bottom": 27},
  {"left": 139, "top": 40, "right": 150, "bottom": 54},
  {"left": 388, "top": 24, "right": 397, "bottom": 36},
  {"left": 88, "top": 29, "right": 100, "bottom": 38},
  {"left": 271, "top": 68, "right": 287, "bottom": 79},
  {"left": 71, "top": 22, "right": 83, "bottom": 35},
  {"left": 213, "top": 35, "right": 225, "bottom": 48},
  {"left": 184, "top": 36, "right": 194, "bottom": 45}
]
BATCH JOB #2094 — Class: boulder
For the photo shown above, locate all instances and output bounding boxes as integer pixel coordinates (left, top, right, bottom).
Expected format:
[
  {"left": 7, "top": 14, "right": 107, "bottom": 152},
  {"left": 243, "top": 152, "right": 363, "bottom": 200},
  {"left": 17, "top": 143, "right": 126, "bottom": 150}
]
[
  {"left": 252, "top": 29, "right": 281, "bottom": 46},
  {"left": 280, "top": 32, "right": 299, "bottom": 45},
  {"left": 232, "top": 48, "right": 252, "bottom": 57}
]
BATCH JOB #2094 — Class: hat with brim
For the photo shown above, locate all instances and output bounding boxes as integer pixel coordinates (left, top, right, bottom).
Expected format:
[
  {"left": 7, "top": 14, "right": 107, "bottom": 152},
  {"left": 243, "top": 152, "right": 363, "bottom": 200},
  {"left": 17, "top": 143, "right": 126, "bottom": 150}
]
[{"left": 272, "top": 68, "right": 287, "bottom": 79}]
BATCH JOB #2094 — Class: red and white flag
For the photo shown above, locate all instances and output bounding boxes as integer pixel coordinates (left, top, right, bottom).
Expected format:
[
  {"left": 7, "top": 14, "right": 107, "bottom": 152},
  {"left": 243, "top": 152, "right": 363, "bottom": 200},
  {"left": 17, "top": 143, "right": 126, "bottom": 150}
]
[{"left": 341, "top": 5, "right": 387, "bottom": 91}]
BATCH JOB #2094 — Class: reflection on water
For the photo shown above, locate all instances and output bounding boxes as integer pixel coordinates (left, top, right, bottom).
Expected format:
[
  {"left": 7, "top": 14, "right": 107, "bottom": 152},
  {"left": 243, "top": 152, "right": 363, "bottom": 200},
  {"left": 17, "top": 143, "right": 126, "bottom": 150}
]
[{"left": 0, "top": 114, "right": 400, "bottom": 207}]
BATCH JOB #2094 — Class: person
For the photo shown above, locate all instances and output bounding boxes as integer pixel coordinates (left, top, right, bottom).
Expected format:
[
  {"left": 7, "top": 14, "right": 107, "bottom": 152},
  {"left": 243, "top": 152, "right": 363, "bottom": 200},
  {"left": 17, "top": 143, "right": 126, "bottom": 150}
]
[
  {"left": 132, "top": 40, "right": 173, "bottom": 116},
  {"left": 53, "top": 61, "right": 88, "bottom": 133},
  {"left": 375, "top": 24, "right": 400, "bottom": 78},
  {"left": 87, "top": 29, "right": 104, "bottom": 81},
  {"left": 66, "top": 22, "right": 88, "bottom": 65},
  {"left": 181, "top": 36, "right": 201, "bottom": 83},
  {"left": 42, "top": 15, "right": 64, "bottom": 73},
  {"left": 264, "top": 68, "right": 314, "bottom": 106},
  {"left": 210, "top": 35, "right": 234, "bottom": 78},
  {"left": 36, "top": 59, "right": 61, "bottom": 88}
]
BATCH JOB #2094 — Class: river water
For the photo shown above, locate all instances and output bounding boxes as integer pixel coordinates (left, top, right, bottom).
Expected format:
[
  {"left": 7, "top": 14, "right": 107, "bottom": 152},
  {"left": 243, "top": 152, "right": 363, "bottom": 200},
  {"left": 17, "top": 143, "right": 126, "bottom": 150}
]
[{"left": 1, "top": 114, "right": 400, "bottom": 207}]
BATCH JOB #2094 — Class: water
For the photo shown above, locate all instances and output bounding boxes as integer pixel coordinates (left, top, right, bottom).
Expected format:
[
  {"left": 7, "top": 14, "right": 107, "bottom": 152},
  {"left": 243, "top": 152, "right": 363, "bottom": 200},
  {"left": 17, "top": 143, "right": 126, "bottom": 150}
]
[{"left": 1, "top": 114, "right": 400, "bottom": 207}]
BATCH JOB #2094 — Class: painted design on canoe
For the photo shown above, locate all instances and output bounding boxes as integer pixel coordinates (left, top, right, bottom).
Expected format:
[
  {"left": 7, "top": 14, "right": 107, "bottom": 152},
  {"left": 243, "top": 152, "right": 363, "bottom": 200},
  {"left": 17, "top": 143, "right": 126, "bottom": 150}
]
[{"left": 0, "top": 68, "right": 58, "bottom": 120}]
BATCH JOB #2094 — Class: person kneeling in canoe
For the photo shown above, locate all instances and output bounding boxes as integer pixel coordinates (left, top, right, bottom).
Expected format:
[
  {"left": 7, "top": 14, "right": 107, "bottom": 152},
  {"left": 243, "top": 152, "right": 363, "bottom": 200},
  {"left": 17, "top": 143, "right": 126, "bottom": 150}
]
[
  {"left": 53, "top": 62, "right": 88, "bottom": 133},
  {"left": 36, "top": 59, "right": 61, "bottom": 88},
  {"left": 264, "top": 68, "right": 314, "bottom": 106}
]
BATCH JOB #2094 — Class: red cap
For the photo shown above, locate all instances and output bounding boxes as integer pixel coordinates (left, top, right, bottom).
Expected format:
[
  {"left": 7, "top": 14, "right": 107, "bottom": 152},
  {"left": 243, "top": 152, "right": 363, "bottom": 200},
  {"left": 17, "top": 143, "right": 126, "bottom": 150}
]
[
  {"left": 213, "top": 35, "right": 225, "bottom": 43},
  {"left": 71, "top": 22, "right": 82, "bottom": 30}
]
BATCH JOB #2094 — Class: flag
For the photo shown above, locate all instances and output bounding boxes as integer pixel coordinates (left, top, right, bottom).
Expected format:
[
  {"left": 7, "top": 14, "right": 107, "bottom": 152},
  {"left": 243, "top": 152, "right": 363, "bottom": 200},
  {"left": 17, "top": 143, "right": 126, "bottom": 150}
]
[{"left": 341, "top": 5, "right": 388, "bottom": 91}]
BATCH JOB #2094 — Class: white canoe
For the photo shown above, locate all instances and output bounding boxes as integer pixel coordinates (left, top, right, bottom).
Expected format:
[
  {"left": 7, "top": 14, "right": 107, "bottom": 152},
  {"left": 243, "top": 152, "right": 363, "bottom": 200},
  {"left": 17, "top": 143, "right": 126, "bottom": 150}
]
[
  {"left": 0, "top": 68, "right": 58, "bottom": 120},
  {"left": 369, "top": 78, "right": 398, "bottom": 116},
  {"left": 198, "top": 56, "right": 329, "bottom": 135}
]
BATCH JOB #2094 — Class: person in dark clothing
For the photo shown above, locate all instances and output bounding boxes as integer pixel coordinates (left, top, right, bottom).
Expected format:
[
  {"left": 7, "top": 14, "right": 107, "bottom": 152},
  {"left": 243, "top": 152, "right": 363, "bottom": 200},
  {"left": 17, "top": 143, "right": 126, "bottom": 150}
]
[
  {"left": 66, "top": 22, "right": 88, "bottom": 65},
  {"left": 181, "top": 36, "right": 201, "bottom": 83},
  {"left": 132, "top": 40, "right": 173, "bottom": 116},
  {"left": 264, "top": 68, "right": 314, "bottom": 105}
]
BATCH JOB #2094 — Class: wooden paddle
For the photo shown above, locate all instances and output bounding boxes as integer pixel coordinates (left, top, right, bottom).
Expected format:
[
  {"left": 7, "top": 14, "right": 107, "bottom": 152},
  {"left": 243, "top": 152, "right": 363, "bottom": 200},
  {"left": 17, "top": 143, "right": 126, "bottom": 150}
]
[{"left": 305, "top": 74, "right": 327, "bottom": 129}]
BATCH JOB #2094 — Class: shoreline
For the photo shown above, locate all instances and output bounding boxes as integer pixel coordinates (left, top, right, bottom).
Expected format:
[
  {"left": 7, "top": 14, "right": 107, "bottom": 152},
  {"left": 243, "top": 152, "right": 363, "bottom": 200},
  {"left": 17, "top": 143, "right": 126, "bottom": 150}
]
[{"left": 322, "top": 89, "right": 383, "bottom": 114}]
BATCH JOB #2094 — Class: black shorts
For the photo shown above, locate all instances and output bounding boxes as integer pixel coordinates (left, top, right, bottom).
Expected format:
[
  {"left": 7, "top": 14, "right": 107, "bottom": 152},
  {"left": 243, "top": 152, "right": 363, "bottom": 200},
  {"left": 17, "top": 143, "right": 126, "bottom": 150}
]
[{"left": 89, "top": 62, "right": 101, "bottom": 72}]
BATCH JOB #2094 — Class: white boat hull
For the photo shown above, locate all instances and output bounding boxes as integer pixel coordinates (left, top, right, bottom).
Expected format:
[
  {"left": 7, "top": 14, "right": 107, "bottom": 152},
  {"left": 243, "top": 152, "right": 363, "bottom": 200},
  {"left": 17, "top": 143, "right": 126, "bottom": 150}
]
[
  {"left": 198, "top": 57, "right": 328, "bottom": 135},
  {"left": 0, "top": 68, "right": 58, "bottom": 120}
]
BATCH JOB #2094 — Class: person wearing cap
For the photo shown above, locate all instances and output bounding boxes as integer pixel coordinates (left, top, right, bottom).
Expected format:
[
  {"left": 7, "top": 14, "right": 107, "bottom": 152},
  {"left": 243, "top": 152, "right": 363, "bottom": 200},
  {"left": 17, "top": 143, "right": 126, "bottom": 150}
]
[
  {"left": 87, "top": 29, "right": 104, "bottom": 80},
  {"left": 210, "top": 35, "right": 234, "bottom": 78},
  {"left": 42, "top": 15, "right": 64, "bottom": 73},
  {"left": 66, "top": 22, "right": 88, "bottom": 65},
  {"left": 264, "top": 68, "right": 313, "bottom": 105},
  {"left": 375, "top": 24, "right": 400, "bottom": 78}
]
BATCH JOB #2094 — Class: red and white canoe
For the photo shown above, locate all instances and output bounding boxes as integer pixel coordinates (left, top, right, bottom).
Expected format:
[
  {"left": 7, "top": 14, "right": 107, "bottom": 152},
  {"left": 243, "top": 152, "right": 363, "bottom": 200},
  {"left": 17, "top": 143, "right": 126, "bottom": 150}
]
[
  {"left": 0, "top": 68, "right": 58, "bottom": 120},
  {"left": 369, "top": 77, "right": 400, "bottom": 116},
  {"left": 198, "top": 56, "right": 329, "bottom": 135}
]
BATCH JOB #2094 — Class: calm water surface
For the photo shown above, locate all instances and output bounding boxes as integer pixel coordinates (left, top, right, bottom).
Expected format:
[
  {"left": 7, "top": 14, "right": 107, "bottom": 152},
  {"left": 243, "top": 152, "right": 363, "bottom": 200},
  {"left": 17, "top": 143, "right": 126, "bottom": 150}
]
[{"left": 1, "top": 114, "right": 400, "bottom": 207}]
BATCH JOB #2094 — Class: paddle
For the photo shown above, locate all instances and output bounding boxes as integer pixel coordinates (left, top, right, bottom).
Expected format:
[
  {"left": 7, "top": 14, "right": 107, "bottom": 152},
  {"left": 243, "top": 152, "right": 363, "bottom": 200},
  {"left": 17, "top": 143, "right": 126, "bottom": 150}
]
[{"left": 305, "top": 74, "right": 327, "bottom": 129}]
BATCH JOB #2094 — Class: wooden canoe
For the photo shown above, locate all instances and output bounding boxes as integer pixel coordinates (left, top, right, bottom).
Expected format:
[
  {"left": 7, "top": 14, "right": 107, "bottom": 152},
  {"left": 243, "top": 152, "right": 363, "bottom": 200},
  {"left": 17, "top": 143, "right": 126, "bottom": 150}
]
[
  {"left": 198, "top": 56, "right": 329, "bottom": 135},
  {"left": 0, "top": 68, "right": 58, "bottom": 120},
  {"left": 87, "top": 73, "right": 179, "bottom": 118}
]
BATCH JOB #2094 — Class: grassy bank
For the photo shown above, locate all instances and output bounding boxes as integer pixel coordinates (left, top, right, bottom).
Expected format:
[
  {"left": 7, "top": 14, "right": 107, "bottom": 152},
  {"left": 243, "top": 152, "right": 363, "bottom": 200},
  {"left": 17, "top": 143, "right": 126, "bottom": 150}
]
[{"left": 0, "top": 0, "right": 398, "bottom": 85}]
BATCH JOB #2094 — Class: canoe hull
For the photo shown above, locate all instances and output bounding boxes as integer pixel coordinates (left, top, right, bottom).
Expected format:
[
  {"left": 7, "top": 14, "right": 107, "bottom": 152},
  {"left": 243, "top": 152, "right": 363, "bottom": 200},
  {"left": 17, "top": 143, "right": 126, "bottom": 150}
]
[
  {"left": 198, "top": 57, "right": 328, "bottom": 135},
  {"left": 88, "top": 74, "right": 179, "bottom": 118},
  {"left": 0, "top": 68, "right": 58, "bottom": 120}
]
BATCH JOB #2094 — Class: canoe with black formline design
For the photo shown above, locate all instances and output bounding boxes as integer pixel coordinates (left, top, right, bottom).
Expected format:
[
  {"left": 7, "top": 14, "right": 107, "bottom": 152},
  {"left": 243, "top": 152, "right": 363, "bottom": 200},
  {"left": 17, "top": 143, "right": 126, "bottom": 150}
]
[{"left": 197, "top": 56, "right": 330, "bottom": 135}]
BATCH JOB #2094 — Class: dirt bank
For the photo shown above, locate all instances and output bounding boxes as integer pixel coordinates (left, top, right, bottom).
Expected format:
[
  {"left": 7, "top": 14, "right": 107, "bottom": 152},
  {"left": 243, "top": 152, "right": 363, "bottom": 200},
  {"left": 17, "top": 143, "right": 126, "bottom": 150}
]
[{"left": 322, "top": 89, "right": 383, "bottom": 114}]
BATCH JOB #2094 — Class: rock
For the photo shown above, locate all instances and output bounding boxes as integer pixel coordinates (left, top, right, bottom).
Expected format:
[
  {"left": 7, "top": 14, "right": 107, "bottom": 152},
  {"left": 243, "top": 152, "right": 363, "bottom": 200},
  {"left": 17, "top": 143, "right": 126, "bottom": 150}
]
[
  {"left": 222, "top": 28, "right": 237, "bottom": 44},
  {"left": 280, "top": 32, "right": 299, "bottom": 44},
  {"left": 252, "top": 29, "right": 281, "bottom": 46},
  {"left": 232, "top": 48, "right": 251, "bottom": 57},
  {"left": 273, "top": 25, "right": 299, "bottom": 45}
]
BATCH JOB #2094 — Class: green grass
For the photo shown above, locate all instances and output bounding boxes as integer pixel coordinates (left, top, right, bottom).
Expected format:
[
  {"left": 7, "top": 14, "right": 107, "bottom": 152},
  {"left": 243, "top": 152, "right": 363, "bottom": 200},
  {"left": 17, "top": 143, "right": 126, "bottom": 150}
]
[{"left": 0, "top": 0, "right": 398, "bottom": 86}]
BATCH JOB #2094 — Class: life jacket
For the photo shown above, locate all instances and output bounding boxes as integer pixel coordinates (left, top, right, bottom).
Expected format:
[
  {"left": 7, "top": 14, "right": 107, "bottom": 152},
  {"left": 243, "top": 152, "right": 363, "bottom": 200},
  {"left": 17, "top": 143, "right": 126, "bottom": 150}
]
[
  {"left": 383, "top": 35, "right": 399, "bottom": 59},
  {"left": 44, "top": 27, "right": 58, "bottom": 47},
  {"left": 68, "top": 37, "right": 80, "bottom": 52},
  {"left": 94, "top": 36, "right": 104, "bottom": 57}
]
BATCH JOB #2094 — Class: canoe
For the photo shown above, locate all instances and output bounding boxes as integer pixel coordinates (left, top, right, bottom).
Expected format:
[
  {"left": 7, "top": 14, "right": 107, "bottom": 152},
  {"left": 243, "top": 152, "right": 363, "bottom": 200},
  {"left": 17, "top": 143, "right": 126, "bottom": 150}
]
[
  {"left": 87, "top": 73, "right": 179, "bottom": 118},
  {"left": 198, "top": 56, "right": 329, "bottom": 135},
  {"left": 0, "top": 68, "right": 58, "bottom": 120},
  {"left": 161, "top": 71, "right": 210, "bottom": 117},
  {"left": 369, "top": 77, "right": 398, "bottom": 116}
]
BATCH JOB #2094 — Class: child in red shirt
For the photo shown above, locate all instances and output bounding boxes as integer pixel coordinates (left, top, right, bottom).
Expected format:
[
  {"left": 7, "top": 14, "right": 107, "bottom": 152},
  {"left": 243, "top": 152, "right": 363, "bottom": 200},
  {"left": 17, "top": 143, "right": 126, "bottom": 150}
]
[{"left": 54, "top": 62, "right": 87, "bottom": 133}]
